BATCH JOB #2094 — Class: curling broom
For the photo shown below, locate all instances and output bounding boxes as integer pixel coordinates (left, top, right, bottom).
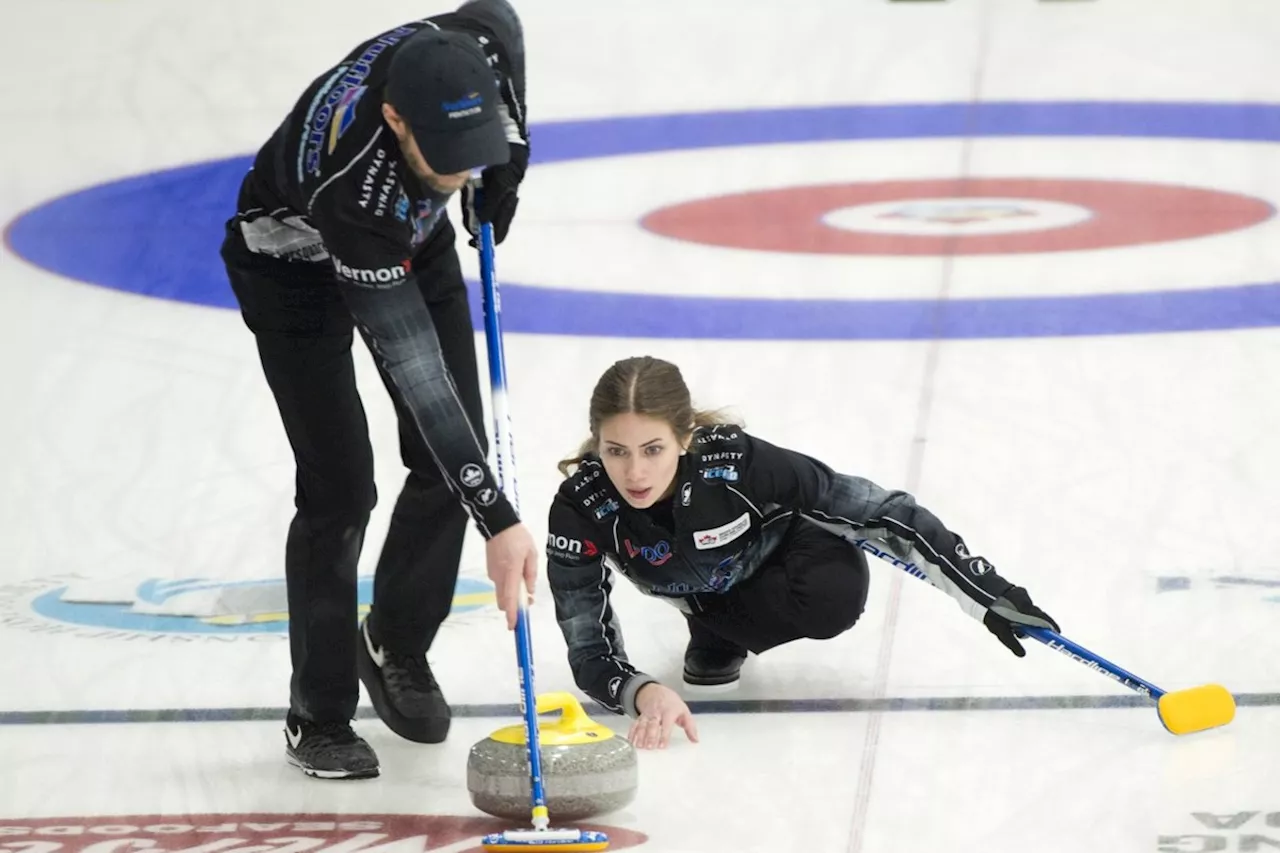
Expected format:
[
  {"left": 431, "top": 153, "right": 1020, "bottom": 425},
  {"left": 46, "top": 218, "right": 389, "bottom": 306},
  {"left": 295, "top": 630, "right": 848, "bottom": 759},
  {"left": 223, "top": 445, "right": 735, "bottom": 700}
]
[
  {"left": 471, "top": 190, "right": 609, "bottom": 853},
  {"left": 882, "top": 550, "right": 1235, "bottom": 734},
  {"left": 1017, "top": 624, "right": 1235, "bottom": 735}
]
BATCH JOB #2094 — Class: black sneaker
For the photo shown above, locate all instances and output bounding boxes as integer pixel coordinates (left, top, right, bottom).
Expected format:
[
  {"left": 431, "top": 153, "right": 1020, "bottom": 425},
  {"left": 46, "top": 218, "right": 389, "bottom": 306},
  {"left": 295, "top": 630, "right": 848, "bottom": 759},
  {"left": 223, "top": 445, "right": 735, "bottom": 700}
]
[
  {"left": 683, "top": 618, "right": 748, "bottom": 687},
  {"left": 357, "top": 618, "right": 451, "bottom": 743},
  {"left": 683, "top": 647, "right": 747, "bottom": 687},
  {"left": 284, "top": 713, "right": 379, "bottom": 780}
]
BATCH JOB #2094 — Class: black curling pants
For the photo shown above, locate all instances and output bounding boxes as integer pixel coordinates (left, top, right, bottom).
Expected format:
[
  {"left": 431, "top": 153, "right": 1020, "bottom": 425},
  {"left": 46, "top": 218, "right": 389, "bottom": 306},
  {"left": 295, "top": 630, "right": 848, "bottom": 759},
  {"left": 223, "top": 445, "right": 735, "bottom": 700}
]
[
  {"left": 686, "top": 518, "right": 871, "bottom": 656},
  {"left": 221, "top": 217, "right": 486, "bottom": 723}
]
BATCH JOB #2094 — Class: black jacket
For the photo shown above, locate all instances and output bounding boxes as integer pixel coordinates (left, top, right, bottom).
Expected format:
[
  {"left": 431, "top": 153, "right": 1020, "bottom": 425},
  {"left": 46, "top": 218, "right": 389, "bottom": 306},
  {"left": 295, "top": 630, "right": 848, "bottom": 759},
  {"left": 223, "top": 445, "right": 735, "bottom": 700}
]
[
  {"left": 234, "top": 0, "right": 527, "bottom": 271},
  {"left": 546, "top": 425, "right": 1022, "bottom": 716},
  {"left": 227, "top": 0, "right": 528, "bottom": 538}
]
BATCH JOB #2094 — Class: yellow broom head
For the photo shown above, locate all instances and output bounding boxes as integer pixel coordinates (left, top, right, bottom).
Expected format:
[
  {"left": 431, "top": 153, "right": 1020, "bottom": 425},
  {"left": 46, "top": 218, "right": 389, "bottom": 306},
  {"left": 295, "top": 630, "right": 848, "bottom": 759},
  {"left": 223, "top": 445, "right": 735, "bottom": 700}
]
[{"left": 1157, "top": 684, "right": 1236, "bottom": 735}]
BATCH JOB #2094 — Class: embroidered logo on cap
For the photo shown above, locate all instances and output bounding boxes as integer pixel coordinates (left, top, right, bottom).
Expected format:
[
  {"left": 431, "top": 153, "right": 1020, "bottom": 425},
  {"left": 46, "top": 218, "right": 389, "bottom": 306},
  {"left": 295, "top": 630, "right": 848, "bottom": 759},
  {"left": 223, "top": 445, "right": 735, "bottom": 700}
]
[{"left": 442, "top": 92, "right": 483, "bottom": 118}]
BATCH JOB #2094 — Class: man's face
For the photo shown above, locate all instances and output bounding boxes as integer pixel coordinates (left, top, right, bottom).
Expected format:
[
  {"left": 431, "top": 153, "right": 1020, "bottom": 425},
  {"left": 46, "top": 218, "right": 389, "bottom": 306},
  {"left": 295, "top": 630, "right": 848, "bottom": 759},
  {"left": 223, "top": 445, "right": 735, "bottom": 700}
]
[{"left": 381, "top": 102, "right": 472, "bottom": 193}]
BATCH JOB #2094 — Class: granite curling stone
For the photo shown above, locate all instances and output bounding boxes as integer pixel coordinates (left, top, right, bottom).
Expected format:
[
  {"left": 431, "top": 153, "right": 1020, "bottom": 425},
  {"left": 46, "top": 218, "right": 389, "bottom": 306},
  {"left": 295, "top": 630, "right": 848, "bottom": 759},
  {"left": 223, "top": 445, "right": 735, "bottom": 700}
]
[{"left": 467, "top": 691, "right": 638, "bottom": 821}]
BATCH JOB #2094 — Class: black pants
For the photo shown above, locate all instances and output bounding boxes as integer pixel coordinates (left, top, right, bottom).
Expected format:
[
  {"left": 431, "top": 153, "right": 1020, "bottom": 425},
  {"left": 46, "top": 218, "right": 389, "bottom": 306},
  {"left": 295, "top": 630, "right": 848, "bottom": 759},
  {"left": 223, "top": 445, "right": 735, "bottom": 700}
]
[
  {"left": 687, "top": 518, "right": 871, "bottom": 656},
  {"left": 221, "top": 217, "right": 486, "bottom": 723}
]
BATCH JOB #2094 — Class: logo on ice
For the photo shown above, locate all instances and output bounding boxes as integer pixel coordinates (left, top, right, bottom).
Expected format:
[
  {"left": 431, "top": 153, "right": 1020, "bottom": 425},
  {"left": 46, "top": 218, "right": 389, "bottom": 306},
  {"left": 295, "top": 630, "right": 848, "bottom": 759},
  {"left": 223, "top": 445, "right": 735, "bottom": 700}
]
[
  {"left": 0, "top": 814, "right": 650, "bottom": 853},
  {"left": 0, "top": 573, "right": 493, "bottom": 639}
]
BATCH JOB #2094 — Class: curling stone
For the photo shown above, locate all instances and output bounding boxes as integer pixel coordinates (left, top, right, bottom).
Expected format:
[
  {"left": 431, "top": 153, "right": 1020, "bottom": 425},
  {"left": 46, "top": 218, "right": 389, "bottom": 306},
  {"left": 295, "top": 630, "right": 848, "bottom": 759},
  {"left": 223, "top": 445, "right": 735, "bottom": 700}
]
[{"left": 467, "top": 691, "right": 637, "bottom": 821}]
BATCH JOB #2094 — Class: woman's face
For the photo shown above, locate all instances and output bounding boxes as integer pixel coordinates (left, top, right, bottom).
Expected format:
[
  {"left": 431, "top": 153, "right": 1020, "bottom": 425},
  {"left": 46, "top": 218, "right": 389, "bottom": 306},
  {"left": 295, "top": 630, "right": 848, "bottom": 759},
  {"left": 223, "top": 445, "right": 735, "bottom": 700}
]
[{"left": 598, "top": 413, "right": 688, "bottom": 509}]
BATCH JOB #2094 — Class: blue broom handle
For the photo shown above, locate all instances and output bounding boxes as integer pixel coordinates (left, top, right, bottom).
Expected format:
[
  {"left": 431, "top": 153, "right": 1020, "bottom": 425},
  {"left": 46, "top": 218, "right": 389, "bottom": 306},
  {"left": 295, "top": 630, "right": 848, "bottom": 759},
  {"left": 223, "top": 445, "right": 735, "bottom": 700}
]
[
  {"left": 878, "top": 549, "right": 1169, "bottom": 701},
  {"left": 1020, "top": 625, "right": 1166, "bottom": 700},
  {"left": 514, "top": 608, "right": 547, "bottom": 819},
  {"left": 477, "top": 214, "right": 549, "bottom": 826},
  {"left": 478, "top": 223, "right": 517, "bottom": 510}
]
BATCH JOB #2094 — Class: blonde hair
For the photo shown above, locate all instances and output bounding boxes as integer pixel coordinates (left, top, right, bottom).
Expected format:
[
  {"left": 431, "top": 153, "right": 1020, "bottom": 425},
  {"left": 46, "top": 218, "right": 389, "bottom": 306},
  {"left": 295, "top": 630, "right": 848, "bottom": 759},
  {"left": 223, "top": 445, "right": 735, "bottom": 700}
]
[{"left": 557, "top": 356, "right": 740, "bottom": 477}]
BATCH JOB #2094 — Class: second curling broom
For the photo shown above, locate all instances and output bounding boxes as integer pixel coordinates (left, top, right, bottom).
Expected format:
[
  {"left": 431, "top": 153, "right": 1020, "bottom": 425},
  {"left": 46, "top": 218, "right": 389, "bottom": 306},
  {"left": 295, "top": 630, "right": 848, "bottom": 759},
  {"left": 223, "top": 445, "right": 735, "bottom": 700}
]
[{"left": 471, "top": 185, "right": 610, "bottom": 853}]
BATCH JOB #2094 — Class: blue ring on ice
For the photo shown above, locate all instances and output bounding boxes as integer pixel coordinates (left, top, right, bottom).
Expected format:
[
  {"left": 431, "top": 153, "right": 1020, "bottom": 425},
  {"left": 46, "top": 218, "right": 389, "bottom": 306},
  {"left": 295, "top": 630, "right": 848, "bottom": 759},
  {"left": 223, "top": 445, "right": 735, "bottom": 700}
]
[{"left": 5, "top": 101, "right": 1280, "bottom": 338}]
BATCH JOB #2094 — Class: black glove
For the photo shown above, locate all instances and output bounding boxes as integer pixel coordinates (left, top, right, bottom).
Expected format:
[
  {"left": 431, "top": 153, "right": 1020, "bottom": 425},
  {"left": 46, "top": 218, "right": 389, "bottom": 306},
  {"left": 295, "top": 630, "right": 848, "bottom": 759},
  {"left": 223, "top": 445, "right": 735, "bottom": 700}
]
[
  {"left": 463, "top": 142, "right": 528, "bottom": 246},
  {"left": 983, "top": 585, "right": 1059, "bottom": 657}
]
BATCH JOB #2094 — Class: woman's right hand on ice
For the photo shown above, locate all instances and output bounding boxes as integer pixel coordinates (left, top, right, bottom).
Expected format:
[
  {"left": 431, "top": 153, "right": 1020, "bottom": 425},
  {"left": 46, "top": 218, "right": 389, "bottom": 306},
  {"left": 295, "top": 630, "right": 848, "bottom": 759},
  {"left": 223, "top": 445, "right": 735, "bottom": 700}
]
[
  {"left": 485, "top": 522, "right": 538, "bottom": 630},
  {"left": 630, "top": 683, "right": 699, "bottom": 749}
]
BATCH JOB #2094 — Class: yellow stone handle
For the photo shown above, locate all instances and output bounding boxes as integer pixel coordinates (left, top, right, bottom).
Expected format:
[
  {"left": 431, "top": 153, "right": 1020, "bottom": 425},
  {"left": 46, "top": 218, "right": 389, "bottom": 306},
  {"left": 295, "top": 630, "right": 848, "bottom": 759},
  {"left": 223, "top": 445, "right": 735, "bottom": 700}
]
[
  {"left": 535, "top": 691, "right": 593, "bottom": 734},
  {"left": 486, "top": 690, "right": 614, "bottom": 745}
]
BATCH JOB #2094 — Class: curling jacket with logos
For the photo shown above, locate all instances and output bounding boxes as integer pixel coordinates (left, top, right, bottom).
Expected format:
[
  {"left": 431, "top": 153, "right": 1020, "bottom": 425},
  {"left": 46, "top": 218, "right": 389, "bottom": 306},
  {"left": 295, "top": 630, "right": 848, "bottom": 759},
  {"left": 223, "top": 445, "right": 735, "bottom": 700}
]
[
  {"left": 227, "top": 0, "right": 528, "bottom": 538},
  {"left": 546, "top": 424, "right": 1025, "bottom": 717}
]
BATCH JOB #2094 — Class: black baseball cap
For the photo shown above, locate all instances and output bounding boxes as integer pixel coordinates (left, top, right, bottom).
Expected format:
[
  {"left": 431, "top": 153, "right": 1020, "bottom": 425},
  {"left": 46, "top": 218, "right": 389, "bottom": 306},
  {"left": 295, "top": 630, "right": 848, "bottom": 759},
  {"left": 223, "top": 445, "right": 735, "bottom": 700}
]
[{"left": 384, "top": 29, "right": 510, "bottom": 175}]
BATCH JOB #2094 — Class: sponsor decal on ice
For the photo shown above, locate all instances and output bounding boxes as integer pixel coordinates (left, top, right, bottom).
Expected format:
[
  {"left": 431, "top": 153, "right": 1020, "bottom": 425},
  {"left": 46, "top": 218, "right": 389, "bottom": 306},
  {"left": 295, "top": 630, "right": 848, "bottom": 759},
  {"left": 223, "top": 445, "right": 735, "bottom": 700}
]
[
  {"left": 0, "top": 814, "right": 650, "bottom": 852},
  {"left": 0, "top": 574, "right": 494, "bottom": 641},
  {"left": 1157, "top": 808, "right": 1280, "bottom": 851}
]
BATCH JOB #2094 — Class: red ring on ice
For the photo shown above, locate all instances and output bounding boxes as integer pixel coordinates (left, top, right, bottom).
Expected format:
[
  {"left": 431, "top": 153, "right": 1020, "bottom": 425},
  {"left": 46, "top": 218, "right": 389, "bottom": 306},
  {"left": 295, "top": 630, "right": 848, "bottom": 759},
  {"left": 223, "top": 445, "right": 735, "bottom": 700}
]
[{"left": 638, "top": 178, "right": 1275, "bottom": 255}]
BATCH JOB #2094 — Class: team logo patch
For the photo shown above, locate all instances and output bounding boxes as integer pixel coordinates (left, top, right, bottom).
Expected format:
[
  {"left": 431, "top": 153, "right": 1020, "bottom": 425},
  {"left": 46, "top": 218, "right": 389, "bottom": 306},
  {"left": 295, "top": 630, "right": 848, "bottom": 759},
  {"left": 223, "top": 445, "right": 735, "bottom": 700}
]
[
  {"left": 546, "top": 534, "right": 598, "bottom": 559},
  {"left": 460, "top": 464, "right": 484, "bottom": 488},
  {"left": 442, "top": 91, "right": 484, "bottom": 119},
  {"left": 701, "top": 464, "right": 739, "bottom": 483},
  {"left": 624, "top": 539, "right": 673, "bottom": 566},
  {"left": 708, "top": 561, "right": 736, "bottom": 591},
  {"left": 967, "top": 557, "right": 993, "bottom": 576},
  {"left": 327, "top": 84, "right": 368, "bottom": 154},
  {"left": 693, "top": 513, "right": 751, "bottom": 550}
]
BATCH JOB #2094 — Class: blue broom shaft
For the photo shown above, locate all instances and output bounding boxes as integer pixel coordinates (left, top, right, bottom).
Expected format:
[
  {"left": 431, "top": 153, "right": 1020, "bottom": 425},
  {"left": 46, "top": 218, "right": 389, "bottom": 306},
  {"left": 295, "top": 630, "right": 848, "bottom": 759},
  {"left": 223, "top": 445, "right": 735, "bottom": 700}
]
[
  {"left": 881, "top": 553, "right": 1168, "bottom": 700},
  {"left": 478, "top": 218, "right": 548, "bottom": 817},
  {"left": 479, "top": 222, "right": 508, "bottom": 403},
  {"left": 1020, "top": 625, "right": 1167, "bottom": 699},
  {"left": 515, "top": 606, "right": 548, "bottom": 809},
  {"left": 479, "top": 221, "right": 518, "bottom": 513}
]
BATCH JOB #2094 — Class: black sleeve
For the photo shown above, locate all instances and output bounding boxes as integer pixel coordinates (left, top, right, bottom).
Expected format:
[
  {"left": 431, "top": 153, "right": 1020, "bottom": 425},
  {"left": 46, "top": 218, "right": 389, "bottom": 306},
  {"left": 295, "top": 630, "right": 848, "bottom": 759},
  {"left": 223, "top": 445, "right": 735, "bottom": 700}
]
[
  {"left": 453, "top": 0, "right": 528, "bottom": 146},
  {"left": 740, "top": 433, "right": 1017, "bottom": 623},
  {"left": 308, "top": 176, "right": 520, "bottom": 539},
  {"left": 545, "top": 494, "right": 658, "bottom": 717}
]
